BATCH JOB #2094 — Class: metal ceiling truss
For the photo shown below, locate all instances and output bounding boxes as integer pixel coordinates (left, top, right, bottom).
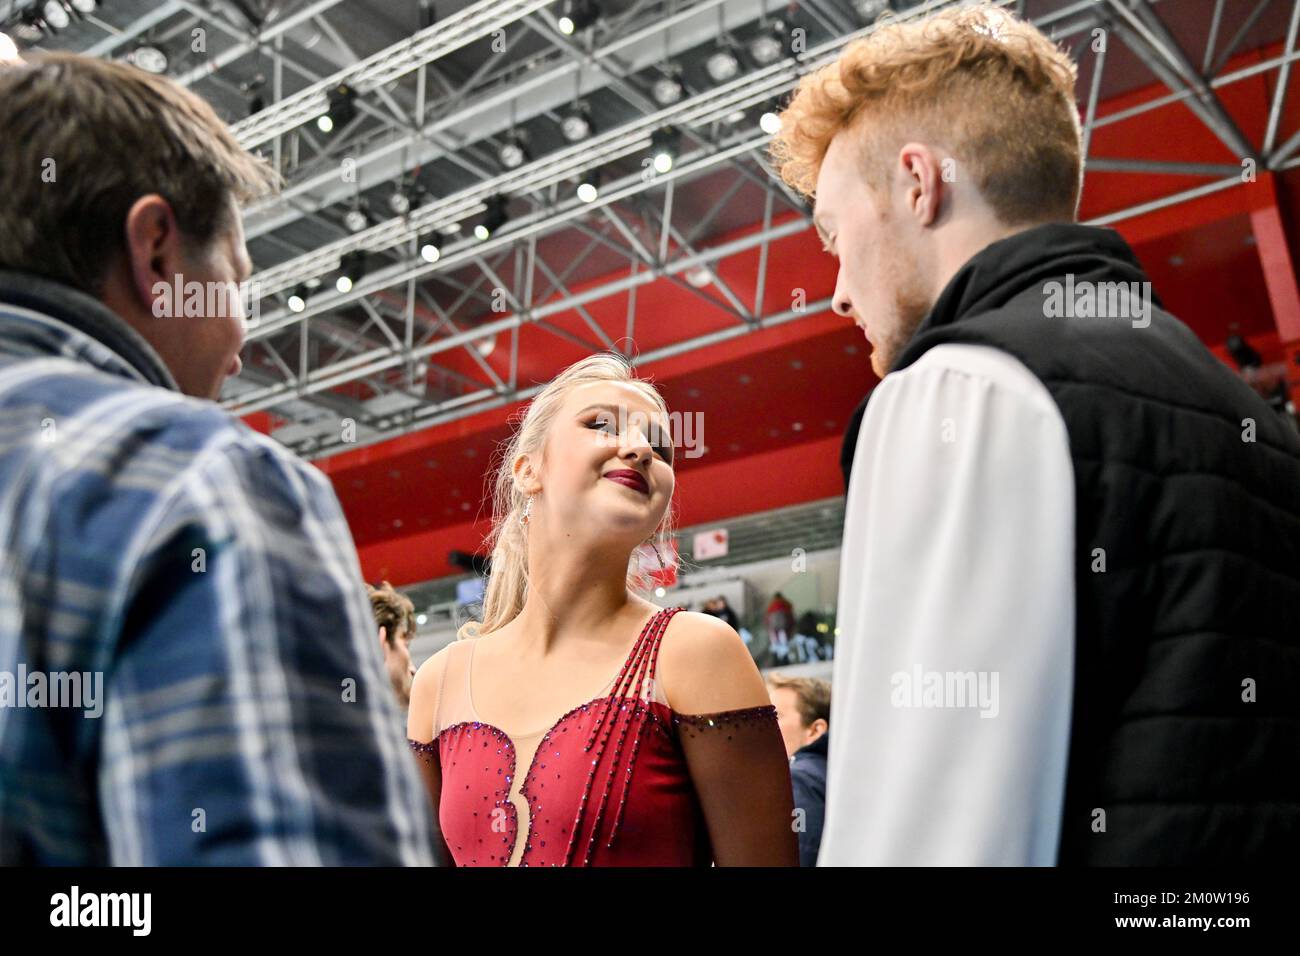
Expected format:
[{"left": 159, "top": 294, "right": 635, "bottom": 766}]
[
  {"left": 225, "top": 0, "right": 1300, "bottom": 458},
  {"left": 50, "top": 0, "right": 1300, "bottom": 456},
  {"left": 220, "top": 0, "right": 1005, "bottom": 438}
]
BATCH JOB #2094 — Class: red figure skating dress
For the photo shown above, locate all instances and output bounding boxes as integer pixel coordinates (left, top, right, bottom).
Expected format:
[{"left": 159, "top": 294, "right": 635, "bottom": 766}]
[{"left": 409, "top": 606, "right": 790, "bottom": 866}]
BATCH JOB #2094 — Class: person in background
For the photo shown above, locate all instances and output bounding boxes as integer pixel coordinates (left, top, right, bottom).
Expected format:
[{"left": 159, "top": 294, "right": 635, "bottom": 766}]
[
  {"left": 0, "top": 52, "right": 431, "bottom": 865},
  {"left": 702, "top": 595, "right": 740, "bottom": 631},
  {"left": 768, "top": 674, "right": 831, "bottom": 867},
  {"left": 765, "top": 592, "right": 795, "bottom": 664},
  {"left": 367, "top": 581, "right": 418, "bottom": 709}
]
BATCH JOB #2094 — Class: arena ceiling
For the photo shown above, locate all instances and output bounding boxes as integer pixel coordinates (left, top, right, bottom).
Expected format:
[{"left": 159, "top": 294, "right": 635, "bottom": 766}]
[{"left": 9, "top": 0, "right": 1300, "bottom": 584}]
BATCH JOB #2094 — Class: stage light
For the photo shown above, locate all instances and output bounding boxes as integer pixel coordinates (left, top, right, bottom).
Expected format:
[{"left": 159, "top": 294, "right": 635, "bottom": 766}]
[
  {"left": 128, "top": 43, "right": 169, "bottom": 74},
  {"left": 705, "top": 39, "right": 741, "bottom": 83},
  {"left": 560, "top": 102, "right": 593, "bottom": 142},
  {"left": 69, "top": 0, "right": 97, "bottom": 12},
  {"left": 474, "top": 195, "right": 507, "bottom": 241},
  {"left": 12, "top": 13, "right": 46, "bottom": 42},
  {"left": 557, "top": 0, "right": 598, "bottom": 36},
  {"left": 343, "top": 201, "right": 370, "bottom": 233},
  {"left": 759, "top": 110, "right": 782, "bottom": 135},
  {"left": 287, "top": 286, "right": 308, "bottom": 313},
  {"left": 41, "top": 2, "right": 70, "bottom": 30},
  {"left": 418, "top": 0, "right": 436, "bottom": 30},
  {"left": 419, "top": 232, "right": 443, "bottom": 263},
  {"left": 497, "top": 130, "right": 530, "bottom": 169},
  {"left": 853, "top": 0, "right": 893, "bottom": 21},
  {"left": 336, "top": 252, "right": 366, "bottom": 293},
  {"left": 650, "top": 128, "right": 679, "bottom": 175},
  {"left": 0, "top": 33, "right": 18, "bottom": 61},
  {"left": 748, "top": 20, "right": 787, "bottom": 65},
  {"left": 651, "top": 67, "right": 683, "bottom": 106},
  {"left": 576, "top": 170, "right": 600, "bottom": 203},
  {"left": 388, "top": 190, "right": 411, "bottom": 215},
  {"left": 316, "top": 84, "right": 356, "bottom": 134}
]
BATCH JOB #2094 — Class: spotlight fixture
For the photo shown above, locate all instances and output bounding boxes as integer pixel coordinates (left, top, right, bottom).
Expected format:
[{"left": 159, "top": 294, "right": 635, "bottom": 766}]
[
  {"left": 419, "top": 231, "right": 444, "bottom": 263},
  {"left": 759, "top": 109, "right": 782, "bottom": 135},
  {"left": 853, "top": 0, "right": 895, "bottom": 22},
  {"left": 286, "top": 285, "right": 308, "bottom": 313},
  {"left": 316, "top": 83, "right": 356, "bottom": 134},
  {"left": 343, "top": 200, "right": 371, "bottom": 233},
  {"left": 651, "top": 65, "right": 683, "bottom": 106},
  {"left": 705, "top": 38, "right": 741, "bottom": 83},
  {"left": 418, "top": 0, "right": 437, "bottom": 30},
  {"left": 560, "top": 101, "right": 594, "bottom": 142},
  {"left": 128, "top": 43, "right": 170, "bottom": 75},
  {"left": 69, "top": 0, "right": 97, "bottom": 12},
  {"left": 388, "top": 190, "right": 411, "bottom": 216},
  {"left": 497, "top": 130, "right": 530, "bottom": 170},
  {"left": 474, "top": 195, "right": 508, "bottom": 241},
  {"left": 747, "top": 20, "right": 788, "bottom": 65},
  {"left": 649, "top": 128, "right": 679, "bottom": 175},
  {"left": 557, "top": 0, "right": 599, "bottom": 36},
  {"left": 336, "top": 251, "right": 366, "bottom": 293},
  {"left": 12, "top": 13, "right": 45, "bottom": 42},
  {"left": 576, "top": 170, "right": 600, "bottom": 203},
  {"left": 40, "top": 1, "right": 70, "bottom": 30},
  {"left": 244, "top": 77, "right": 267, "bottom": 115}
]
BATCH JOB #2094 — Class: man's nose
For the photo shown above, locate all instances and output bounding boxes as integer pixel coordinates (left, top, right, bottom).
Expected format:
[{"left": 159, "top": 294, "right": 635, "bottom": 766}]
[{"left": 832, "top": 270, "right": 854, "bottom": 318}]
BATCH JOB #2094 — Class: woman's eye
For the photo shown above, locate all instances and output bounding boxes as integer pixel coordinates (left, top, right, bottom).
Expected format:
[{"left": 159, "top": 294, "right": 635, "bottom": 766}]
[{"left": 586, "top": 416, "right": 616, "bottom": 432}]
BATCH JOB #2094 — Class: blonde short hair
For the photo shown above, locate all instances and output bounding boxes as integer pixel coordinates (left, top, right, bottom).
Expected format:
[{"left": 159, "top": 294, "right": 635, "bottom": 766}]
[
  {"left": 767, "top": 673, "right": 832, "bottom": 728},
  {"left": 0, "top": 52, "right": 279, "bottom": 296},
  {"left": 770, "top": 3, "right": 1082, "bottom": 224}
]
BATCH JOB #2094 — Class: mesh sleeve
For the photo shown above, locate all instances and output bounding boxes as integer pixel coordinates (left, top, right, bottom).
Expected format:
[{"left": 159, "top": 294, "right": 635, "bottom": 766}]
[
  {"left": 407, "top": 740, "right": 454, "bottom": 866},
  {"left": 672, "top": 705, "right": 800, "bottom": 866}
]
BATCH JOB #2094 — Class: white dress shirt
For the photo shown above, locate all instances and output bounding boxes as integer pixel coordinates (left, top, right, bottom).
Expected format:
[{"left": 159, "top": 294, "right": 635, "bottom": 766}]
[{"left": 819, "top": 343, "right": 1076, "bottom": 866}]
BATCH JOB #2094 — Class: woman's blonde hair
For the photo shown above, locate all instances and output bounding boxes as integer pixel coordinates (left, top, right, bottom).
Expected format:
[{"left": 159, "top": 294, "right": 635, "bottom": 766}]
[
  {"left": 769, "top": 3, "right": 1082, "bottom": 224},
  {"left": 457, "top": 352, "right": 677, "bottom": 640}
]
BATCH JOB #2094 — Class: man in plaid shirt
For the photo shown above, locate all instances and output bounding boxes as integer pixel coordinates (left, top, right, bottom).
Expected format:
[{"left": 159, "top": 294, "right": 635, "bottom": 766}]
[{"left": 0, "top": 52, "right": 433, "bottom": 865}]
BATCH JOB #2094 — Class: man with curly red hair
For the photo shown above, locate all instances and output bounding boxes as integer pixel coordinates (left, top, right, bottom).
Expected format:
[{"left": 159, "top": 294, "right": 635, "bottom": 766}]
[{"left": 772, "top": 4, "right": 1300, "bottom": 865}]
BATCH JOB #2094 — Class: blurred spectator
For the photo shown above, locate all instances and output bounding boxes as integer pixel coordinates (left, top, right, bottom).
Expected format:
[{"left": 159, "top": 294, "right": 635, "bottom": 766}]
[
  {"left": 367, "top": 581, "right": 417, "bottom": 709},
  {"left": 765, "top": 592, "right": 795, "bottom": 664},
  {"left": 701, "top": 594, "right": 740, "bottom": 630},
  {"left": 767, "top": 673, "right": 831, "bottom": 867}
]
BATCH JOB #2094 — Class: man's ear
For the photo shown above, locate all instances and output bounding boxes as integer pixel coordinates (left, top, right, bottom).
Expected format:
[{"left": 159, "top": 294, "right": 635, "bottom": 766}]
[
  {"left": 378, "top": 625, "right": 388, "bottom": 649},
  {"left": 121, "top": 194, "right": 188, "bottom": 317},
  {"left": 896, "top": 142, "right": 944, "bottom": 229}
]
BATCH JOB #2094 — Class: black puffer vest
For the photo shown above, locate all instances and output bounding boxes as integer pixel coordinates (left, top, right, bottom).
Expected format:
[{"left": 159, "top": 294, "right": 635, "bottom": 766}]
[{"left": 892, "top": 223, "right": 1300, "bottom": 865}]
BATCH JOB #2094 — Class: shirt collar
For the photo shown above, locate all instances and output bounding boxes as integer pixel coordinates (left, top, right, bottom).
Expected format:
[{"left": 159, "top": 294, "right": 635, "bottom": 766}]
[
  {"left": 0, "top": 269, "right": 179, "bottom": 392},
  {"left": 915, "top": 222, "right": 1160, "bottom": 342}
]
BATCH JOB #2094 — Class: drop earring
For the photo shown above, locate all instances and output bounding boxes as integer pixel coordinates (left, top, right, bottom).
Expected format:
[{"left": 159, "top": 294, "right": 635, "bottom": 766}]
[
  {"left": 651, "top": 539, "right": 666, "bottom": 571},
  {"left": 519, "top": 495, "right": 534, "bottom": 527}
]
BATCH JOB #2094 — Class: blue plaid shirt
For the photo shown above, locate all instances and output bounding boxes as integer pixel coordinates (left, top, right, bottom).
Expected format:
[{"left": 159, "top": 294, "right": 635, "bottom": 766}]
[{"left": 0, "top": 270, "right": 434, "bottom": 865}]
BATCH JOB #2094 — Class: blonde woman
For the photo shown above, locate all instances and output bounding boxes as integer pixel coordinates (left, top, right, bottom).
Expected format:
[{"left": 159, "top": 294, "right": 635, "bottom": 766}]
[{"left": 408, "top": 353, "right": 797, "bottom": 866}]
